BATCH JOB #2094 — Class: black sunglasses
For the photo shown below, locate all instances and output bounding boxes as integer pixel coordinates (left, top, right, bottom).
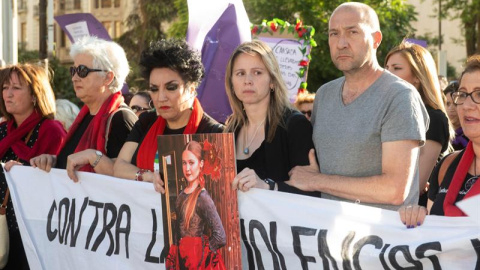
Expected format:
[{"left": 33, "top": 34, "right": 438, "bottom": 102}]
[
  {"left": 131, "top": 105, "right": 150, "bottom": 113},
  {"left": 301, "top": 110, "right": 312, "bottom": 117},
  {"left": 70, "top": 65, "right": 108, "bottom": 78}
]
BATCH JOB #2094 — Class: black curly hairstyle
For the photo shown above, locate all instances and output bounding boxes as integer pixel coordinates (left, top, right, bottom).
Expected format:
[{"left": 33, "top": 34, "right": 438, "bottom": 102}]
[{"left": 139, "top": 39, "right": 204, "bottom": 85}]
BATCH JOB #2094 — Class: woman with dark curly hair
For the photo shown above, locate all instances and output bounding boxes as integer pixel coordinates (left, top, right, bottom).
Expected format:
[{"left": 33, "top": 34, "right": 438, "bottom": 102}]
[{"left": 113, "top": 39, "right": 223, "bottom": 190}]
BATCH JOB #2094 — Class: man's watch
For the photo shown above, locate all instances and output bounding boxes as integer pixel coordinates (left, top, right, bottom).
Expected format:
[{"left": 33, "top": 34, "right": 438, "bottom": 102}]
[
  {"left": 263, "top": 178, "right": 276, "bottom": 190},
  {"left": 91, "top": 150, "right": 103, "bottom": 168}
]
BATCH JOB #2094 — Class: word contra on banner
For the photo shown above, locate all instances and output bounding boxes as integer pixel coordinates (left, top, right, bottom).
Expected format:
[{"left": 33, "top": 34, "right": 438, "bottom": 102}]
[
  {"left": 45, "top": 197, "right": 167, "bottom": 264},
  {"left": 46, "top": 197, "right": 131, "bottom": 257}
]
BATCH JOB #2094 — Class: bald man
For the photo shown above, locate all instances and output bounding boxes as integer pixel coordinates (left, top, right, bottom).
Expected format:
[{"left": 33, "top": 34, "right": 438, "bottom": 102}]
[{"left": 287, "top": 2, "right": 429, "bottom": 210}]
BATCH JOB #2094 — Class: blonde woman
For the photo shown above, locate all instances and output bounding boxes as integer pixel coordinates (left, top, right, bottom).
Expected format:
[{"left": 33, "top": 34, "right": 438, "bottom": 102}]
[
  {"left": 225, "top": 40, "right": 320, "bottom": 197},
  {"left": 385, "top": 41, "right": 453, "bottom": 205}
]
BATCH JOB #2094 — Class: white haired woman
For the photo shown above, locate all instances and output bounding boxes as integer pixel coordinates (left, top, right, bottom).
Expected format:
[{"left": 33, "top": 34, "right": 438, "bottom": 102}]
[
  {"left": 30, "top": 36, "right": 137, "bottom": 180},
  {"left": 55, "top": 99, "right": 80, "bottom": 131}
]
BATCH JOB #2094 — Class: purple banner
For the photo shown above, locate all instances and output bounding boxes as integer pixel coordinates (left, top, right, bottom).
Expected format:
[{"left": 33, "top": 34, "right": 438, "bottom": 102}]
[
  {"left": 406, "top": 38, "right": 428, "bottom": 48},
  {"left": 54, "top": 13, "right": 111, "bottom": 42},
  {"left": 187, "top": 0, "right": 251, "bottom": 123}
]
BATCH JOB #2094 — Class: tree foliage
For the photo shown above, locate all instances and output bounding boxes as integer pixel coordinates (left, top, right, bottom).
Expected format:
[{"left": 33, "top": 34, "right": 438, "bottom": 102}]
[
  {"left": 117, "top": 0, "right": 177, "bottom": 90},
  {"left": 130, "top": 0, "right": 417, "bottom": 93},
  {"left": 441, "top": 0, "right": 480, "bottom": 56},
  {"left": 168, "top": 0, "right": 189, "bottom": 38},
  {"left": 18, "top": 47, "right": 79, "bottom": 105},
  {"left": 242, "top": 0, "right": 417, "bottom": 92}
]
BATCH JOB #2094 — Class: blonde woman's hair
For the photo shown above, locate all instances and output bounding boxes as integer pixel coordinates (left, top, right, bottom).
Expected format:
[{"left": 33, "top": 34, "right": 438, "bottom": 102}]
[
  {"left": 385, "top": 41, "right": 454, "bottom": 141},
  {"left": 224, "top": 40, "right": 292, "bottom": 142},
  {"left": 294, "top": 91, "right": 315, "bottom": 109}
]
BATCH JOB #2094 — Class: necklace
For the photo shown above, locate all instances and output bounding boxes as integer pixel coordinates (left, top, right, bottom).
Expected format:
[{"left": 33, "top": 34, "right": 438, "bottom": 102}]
[
  {"left": 243, "top": 119, "right": 265, "bottom": 155},
  {"left": 466, "top": 158, "right": 480, "bottom": 192}
]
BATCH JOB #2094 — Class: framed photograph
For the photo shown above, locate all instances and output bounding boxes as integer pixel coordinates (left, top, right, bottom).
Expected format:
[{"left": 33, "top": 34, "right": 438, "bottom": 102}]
[{"left": 157, "top": 133, "right": 241, "bottom": 269}]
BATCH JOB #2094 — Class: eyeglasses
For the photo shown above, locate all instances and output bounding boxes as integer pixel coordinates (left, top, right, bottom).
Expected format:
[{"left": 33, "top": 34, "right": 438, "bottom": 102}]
[
  {"left": 301, "top": 110, "right": 312, "bottom": 117},
  {"left": 70, "top": 65, "right": 108, "bottom": 78},
  {"left": 451, "top": 90, "right": 480, "bottom": 105},
  {"left": 131, "top": 105, "right": 150, "bottom": 113}
]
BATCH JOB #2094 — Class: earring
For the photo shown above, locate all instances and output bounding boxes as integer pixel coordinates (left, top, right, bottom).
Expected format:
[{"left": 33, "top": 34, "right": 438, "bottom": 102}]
[
  {"left": 270, "top": 88, "right": 275, "bottom": 93},
  {"left": 33, "top": 98, "right": 37, "bottom": 107}
]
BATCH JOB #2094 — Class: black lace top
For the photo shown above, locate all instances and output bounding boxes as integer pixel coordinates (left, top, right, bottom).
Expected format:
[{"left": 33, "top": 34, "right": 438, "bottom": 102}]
[
  {"left": 0, "top": 121, "right": 42, "bottom": 232},
  {"left": 174, "top": 189, "right": 226, "bottom": 252}
]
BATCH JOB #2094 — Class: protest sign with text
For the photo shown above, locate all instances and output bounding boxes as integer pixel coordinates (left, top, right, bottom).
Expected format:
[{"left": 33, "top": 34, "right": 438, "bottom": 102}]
[{"left": 5, "top": 166, "right": 480, "bottom": 269}]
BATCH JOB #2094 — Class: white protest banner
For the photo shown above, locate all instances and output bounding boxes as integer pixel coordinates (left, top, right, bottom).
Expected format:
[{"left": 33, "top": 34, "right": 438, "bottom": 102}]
[
  {"left": 5, "top": 166, "right": 480, "bottom": 269},
  {"left": 458, "top": 194, "right": 480, "bottom": 225},
  {"left": 238, "top": 189, "right": 480, "bottom": 269},
  {"left": 5, "top": 166, "right": 165, "bottom": 270}
]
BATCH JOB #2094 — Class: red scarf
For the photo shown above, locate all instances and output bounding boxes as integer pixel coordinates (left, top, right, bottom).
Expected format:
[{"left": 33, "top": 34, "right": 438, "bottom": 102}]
[
  {"left": 444, "top": 141, "right": 480, "bottom": 216},
  {"left": 59, "top": 92, "right": 124, "bottom": 172},
  {"left": 0, "top": 110, "right": 47, "bottom": 161},
  {"left": 136, "top": 98, "right": 203, "bottom": 171}
]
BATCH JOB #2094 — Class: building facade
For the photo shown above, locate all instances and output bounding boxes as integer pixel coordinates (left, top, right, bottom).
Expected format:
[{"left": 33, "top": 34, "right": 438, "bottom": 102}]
[
  {"left": 407, "top": 0, "right": 466, "bottom": 77},
  {"left": 16, "top": 0, "right": 467, "bottom": 75},
  {"left": 17, "top": 0, "right": 135, "bottom": 63}
]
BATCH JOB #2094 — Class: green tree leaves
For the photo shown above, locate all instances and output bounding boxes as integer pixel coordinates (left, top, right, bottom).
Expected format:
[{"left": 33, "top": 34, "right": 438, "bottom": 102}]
[{"left": 243, "top": 0, "right": 416, "bottom": 92}]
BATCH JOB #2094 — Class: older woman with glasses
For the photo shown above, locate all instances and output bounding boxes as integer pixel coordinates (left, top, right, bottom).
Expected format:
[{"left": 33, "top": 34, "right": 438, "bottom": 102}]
[
  {"left": 399, "top": 55, "right": 480, "bottom": 228},
  {"left": 29, "top": 36, "right": 137, "bottom": 181}
]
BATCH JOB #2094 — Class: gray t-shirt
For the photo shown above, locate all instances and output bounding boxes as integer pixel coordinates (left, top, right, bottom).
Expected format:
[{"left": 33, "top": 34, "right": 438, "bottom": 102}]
[{"left": 311, "top": 71, "right": 429, "bottom": 210}]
